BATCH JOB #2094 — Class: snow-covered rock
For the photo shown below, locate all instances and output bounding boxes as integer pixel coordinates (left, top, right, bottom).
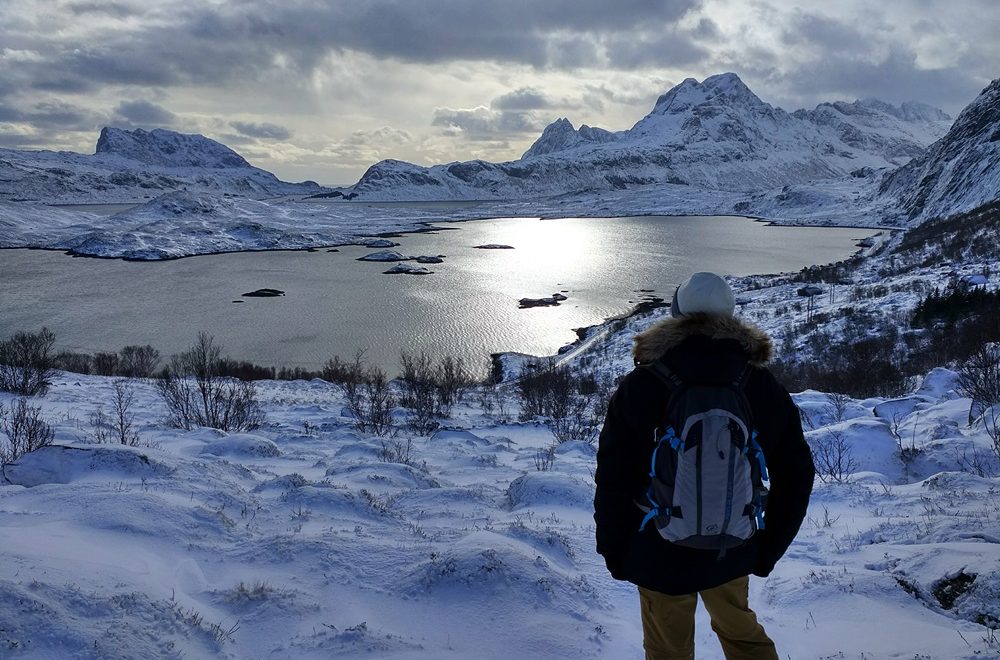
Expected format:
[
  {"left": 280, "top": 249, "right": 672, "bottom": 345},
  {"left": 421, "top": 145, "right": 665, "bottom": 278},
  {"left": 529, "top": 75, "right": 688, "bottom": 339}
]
[{"left": 879, "top": 77, "right": 1000, "bottom": 220}]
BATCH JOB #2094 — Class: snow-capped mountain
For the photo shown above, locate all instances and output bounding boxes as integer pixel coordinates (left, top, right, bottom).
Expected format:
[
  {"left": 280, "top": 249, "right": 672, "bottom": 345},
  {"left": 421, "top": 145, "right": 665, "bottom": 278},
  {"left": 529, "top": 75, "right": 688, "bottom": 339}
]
[
  {"left": 347, "top": 73, "right": 951, "bottom": 201},
  {"left": 0, "top": 127, "right": 327, "bottom": 203},
  {"left": 95, "top": 127, "right": 253, "bottom": 169},
  {"left": 878, "top": 78, "right": 1000, "bottom": 220}
]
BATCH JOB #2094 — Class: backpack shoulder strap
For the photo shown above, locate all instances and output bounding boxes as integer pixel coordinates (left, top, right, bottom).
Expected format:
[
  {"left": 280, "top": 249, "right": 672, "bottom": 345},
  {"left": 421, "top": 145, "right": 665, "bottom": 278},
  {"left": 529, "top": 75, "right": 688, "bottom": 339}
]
[
  {"left": 643, "top": 359, "right": 684, "bottom": 390},
  {"left": 734, "top": 362, "right": 754, "bottom": 390}
]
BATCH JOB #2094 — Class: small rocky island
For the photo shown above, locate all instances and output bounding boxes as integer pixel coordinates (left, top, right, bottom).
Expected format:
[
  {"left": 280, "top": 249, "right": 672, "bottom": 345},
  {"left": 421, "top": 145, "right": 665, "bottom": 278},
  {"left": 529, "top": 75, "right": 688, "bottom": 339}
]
[
  {"left": 242, "top": 288, "right": 286, "bottom": 297},
  {"left": 384, "top": 264, "right": 432, "bottom": 275},
  {"left": 518, "top": 293, "right": 568, "bottom": 308},
  {"left": 357, "top": 250, "right": 407, "bottom": 262}
]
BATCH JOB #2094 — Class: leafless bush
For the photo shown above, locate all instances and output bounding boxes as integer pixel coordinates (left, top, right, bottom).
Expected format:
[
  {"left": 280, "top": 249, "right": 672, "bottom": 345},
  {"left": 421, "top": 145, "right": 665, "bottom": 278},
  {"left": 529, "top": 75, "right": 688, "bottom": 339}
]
[
  {"left": 92, "top": 352, "right": 120, "bottom": 377},
  {"left": 0, "top": 328, "right": 57, "bottom": 396},
  {"left": 517, "top": 359, "right": 574, "bottom": 420},
  {"left": 811, "top": 428, "right": 858, "bottom": 483},
  {"left": 478, "top": 379, "right": 511, "bottom": 423},
  {"left": 518, "top": 360, "right": 610, "bottom": 444},
  {"left": 104, "top": 379, "right": 141, "bottom": 446},
  {"left": 324, "top": 352, "right": 394, "bottom": 436},
  {"left": 397, "top": 352, "right": 474, "bottom": 433},
  {"left": 377, "top": 437, "right": 415, "bottom": 465},
  {"left": 0, "top": 398, "right": 54, "bottom": 464},
  {"left": 534, "top": 446, "right": 555, "bottom": 471},
  {"left": 954, "top": 445, "right": 997, "bottom": 478},
  {"left": 55, "top": 350, "right": 93, "bottom": 374},
  {"left": 958, "top": 343, "right": 1000, "bottom": 425},
  {"left": 118, "top": 345, "right": 160, "bottom": 378},
  {"left": 399, "top": 352, "right": 440, "bottom": 434},
  {"left": 436, "top": 355, "right": 473, "bottom": 411},
  {"left": 155, "top": 333, "right": 265, "bottom": 432},
  {"left": 828, "top": 392, "right": 851, "bottom": 423}
]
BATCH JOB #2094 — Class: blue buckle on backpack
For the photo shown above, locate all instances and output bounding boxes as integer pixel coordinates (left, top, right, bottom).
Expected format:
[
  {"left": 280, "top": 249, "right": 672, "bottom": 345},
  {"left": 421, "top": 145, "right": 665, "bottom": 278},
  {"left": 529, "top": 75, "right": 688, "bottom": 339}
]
[
  {"left": 660, "top": 427, "right": 683, "bottom": 452},
  {"left": 639, "top": 493, "right": 668, "bottom": 532}
]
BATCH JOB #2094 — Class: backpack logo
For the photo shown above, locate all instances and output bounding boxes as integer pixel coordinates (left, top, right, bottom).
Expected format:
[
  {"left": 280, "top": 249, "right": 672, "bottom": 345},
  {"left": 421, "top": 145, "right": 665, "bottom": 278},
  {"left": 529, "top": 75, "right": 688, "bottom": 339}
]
[{"left": 638, "top": 362, "right": 769, "bottom": 553}]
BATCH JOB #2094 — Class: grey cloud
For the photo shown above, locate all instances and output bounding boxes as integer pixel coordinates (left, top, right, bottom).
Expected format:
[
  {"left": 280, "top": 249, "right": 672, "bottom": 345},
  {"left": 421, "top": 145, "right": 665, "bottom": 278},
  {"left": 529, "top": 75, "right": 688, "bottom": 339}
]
[
  {"left": 781, "top": 47, "right": 983, "bottom": 114},
  {"left": 491, "top": 89, "right": 553, "bottom": 111},
  {"left": 0, "top": 0, "right": 703, "bottom": 97},
  {"left": 692, "top": 17, "right": 720, "bottom": 39},
  {"left": 604, "top": 31, "right": 710, "bottom": 68},
  {"left": 231, "top": 121, "right": 293, "bottom": 140},
  {"left": 432, "top": 106, "right": 545, "bottom": 140},
  {"left": 0, "top": 100, "right": 103, "bottom": 130},
  {"left": 780, "top": 11, "right": 874, "bottom": 54},
  {"left": 65, "top": 1, "right": 141, "bottom": 18},
  {"left": 113, "top": 100, "right": 176, "bottom": 127}
]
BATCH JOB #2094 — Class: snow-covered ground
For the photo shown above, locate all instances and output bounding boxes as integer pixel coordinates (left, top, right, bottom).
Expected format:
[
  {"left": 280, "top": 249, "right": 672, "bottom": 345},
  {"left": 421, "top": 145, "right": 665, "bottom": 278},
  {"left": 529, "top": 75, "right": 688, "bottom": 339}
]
[{"left": 2, "top": 366, "right": 999, "bottom": 658}]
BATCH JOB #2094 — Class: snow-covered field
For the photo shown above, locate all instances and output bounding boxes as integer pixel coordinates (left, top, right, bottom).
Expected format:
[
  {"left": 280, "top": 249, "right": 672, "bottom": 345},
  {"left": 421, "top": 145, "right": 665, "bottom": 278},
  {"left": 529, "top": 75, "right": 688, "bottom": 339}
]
[{"left": 2, "top": 364, "right": 999, "bottom": 659}]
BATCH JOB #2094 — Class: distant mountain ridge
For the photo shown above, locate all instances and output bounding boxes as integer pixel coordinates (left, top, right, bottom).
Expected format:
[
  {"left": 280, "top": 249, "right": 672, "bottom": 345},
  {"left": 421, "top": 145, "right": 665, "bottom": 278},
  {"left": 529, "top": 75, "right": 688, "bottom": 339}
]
[
  {"left": 346, "top": 72, "right": 953, "bottom": 201},
  {"left": 0, "top": 127, "right": 325, "bottom": 203}
]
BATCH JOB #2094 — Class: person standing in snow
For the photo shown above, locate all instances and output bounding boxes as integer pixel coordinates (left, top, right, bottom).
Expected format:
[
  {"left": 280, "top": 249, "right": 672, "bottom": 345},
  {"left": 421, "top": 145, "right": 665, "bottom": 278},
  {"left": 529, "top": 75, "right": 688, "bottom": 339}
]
[{"left": 594, "top": 272, "right": 814, "bottom": 659}]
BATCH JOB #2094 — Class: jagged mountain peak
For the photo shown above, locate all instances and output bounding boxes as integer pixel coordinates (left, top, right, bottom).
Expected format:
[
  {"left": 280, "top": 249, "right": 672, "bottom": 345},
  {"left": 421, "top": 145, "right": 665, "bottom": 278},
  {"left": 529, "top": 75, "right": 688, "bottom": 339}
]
[
  {"left": 522, "top": 117, "right": 616, "bottom": 159},
  {"left": 95, "top": 126, "right": 252, "bottom": 169},
  {"left": 649, "top": 72, "right": 763, "bottom": 115}
]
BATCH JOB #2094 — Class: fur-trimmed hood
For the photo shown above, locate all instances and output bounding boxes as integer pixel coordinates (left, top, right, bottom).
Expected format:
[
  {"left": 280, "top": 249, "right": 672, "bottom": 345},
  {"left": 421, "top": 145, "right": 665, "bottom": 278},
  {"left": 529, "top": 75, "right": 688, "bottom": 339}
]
[{"left": 633, "top": 314, "right": 773, "bottom": 367}]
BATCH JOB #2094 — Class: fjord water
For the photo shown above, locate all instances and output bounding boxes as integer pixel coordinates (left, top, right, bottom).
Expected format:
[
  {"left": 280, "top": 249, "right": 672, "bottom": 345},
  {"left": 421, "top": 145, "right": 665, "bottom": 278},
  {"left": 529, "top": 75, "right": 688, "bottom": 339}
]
[{"left": 1, "top": 215, "right": 873, "bottom": 376}]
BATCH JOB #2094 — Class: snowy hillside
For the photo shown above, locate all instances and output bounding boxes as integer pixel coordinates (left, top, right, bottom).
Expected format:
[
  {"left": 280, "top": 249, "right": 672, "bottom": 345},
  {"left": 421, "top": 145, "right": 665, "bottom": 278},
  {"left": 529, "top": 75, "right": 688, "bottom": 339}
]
[
  {"left": 879, "top": 78, "right": 1000, "bottom": 221},
  {"left": 346, "top": 73, "right": 950, "bottom": 201},
  {"left": 0, "top": 127, "right": 327, "bottom": 204}
]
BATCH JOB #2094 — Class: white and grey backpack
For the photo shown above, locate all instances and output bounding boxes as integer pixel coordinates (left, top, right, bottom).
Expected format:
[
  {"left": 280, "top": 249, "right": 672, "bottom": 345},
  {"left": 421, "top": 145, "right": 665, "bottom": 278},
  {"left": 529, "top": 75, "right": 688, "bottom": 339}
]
[{"left": 638, "top": 361, "right": 769, "bottom": 554}]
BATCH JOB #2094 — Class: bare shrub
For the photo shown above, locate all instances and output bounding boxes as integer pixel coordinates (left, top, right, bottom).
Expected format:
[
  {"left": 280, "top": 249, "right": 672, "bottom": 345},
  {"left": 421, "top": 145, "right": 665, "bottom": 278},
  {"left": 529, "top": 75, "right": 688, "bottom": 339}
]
[
  {"left": 478, "top": 379, "right": 511, "bottom": 423},
  {"left": 397, "top": 352, "right": 474, "bottom": 433},
  {"left": 436, "top": 355, "right": 473, "bottom": 411},
  {"left": 0, "top": 328, "right": 57, "bottom": 396},
  {"left": 828, "top": 392, "right": 851, "bottom": 423},
  {"left": 534, "top": 446, "right": 556, "bottom": 471},
  {"left": 958, "top": 343, "right": 1000, "bottom": 425},
  {"left": 399, "top": 352, "right": 440, "bottom": 434},
  {"left": 155, "top": 333, "right": 265, "bottom": 432},
  {"left": 106, "top": 379, "right": 141, "bottom": 446},
  {"left": 55, "top": 350, "right": 93, "bottom": 374},
  {"left": 0, "top": 398, "right": 54, "bottom": 464},
  {"left": 811, "top": 428, "right": 858, "bottom": 483},
  {"left": 377, "top": 437, "right": 415, "bottom": 465},
  {"left": 517, "top": 359, "right": 574, "bottom": 420},
  {"left": 518, "top": 360, "right": 610, "bottom": 444},
  {"left": 118, "top": 345, "right": 160, "bottom": 378},
  {"left": 92, "top": 352, "right": 120, "bottom": 377},
  {"left": 324, "top": 352, "right": 394, "bottom": 436}
]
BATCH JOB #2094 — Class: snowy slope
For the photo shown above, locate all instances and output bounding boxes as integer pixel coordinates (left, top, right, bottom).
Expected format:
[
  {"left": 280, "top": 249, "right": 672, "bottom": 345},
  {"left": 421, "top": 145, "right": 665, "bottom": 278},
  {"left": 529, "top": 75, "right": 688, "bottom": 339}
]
[
  {"left": 0, "top": 127, "right": 327, "bottom": 204},
  {"left": 2, "top": 332, "right": 999, "bottom": 658},
  {"left": 347, "top": 73, "right": 951, "bottom": 201},
  {"left": 879, "top": 78, "right": 1000, "bottom": 221}
]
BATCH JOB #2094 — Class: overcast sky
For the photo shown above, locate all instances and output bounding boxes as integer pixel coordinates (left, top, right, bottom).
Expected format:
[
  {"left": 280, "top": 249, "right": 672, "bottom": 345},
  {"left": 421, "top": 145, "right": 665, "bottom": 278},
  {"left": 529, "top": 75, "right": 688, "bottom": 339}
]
[{"left": 1, "top": 0, "right": 997, "bottom": 184}]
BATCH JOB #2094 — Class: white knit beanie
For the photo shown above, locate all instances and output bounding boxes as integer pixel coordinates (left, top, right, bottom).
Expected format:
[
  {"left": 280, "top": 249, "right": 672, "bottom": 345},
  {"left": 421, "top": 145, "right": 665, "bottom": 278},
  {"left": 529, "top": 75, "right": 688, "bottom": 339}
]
[{"left": 670, "top": 272, "right": 736, "bottom": 317}]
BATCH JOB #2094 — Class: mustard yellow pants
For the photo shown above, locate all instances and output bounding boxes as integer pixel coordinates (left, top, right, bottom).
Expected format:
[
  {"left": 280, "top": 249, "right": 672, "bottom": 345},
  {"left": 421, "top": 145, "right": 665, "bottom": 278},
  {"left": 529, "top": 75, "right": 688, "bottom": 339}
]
[{"left": 638, "top": 576, "right": 778, "bottom": 660}]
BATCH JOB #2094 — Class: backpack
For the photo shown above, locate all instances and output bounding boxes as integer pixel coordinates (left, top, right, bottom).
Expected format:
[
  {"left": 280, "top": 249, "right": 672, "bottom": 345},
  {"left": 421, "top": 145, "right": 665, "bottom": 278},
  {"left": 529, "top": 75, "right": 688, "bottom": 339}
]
[{"left": 637, "top": 360, "right": 769, "bottom": 554}]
